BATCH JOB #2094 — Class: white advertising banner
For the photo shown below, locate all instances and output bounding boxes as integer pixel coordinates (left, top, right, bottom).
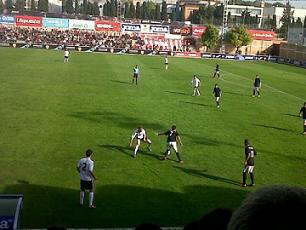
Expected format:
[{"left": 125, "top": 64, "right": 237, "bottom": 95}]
[{"left": 69, "top": 19, "right": 95, "bottom": 30}]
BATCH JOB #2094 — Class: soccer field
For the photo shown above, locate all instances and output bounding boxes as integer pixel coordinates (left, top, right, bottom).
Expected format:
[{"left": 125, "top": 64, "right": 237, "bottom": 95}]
[{"left": 0, "top": 48, "right": 305, "bottom": 228}]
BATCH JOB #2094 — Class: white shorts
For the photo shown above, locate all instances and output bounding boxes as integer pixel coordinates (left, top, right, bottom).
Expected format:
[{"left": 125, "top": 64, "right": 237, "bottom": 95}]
[
  {"left": 167, "top": 142, "right": 178, "bottom": 152},
  {"left": 243, "top": 165, "right": 254, "bottom": 173}
]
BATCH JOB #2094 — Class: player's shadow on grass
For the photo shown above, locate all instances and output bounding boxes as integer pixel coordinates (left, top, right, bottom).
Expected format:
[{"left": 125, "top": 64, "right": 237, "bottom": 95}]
[
  {"left": 180, "top": 101, "right": 212, "bottom": 107},
  {"left": 4, "top": 183, "right": 248, "bottom": 228},
  {"left": 70, "top": 111, "right": 167, "bottom": 130},
  {"left": 253, "top": 124, "right": 297, "bottom": 134},
  {"left": 110, "top": 80, "right": 131, "bottom": 85},
  {"left": 223, "top": 91, "right": 249, "bottom": 97},
  {"left": 173, "top": 166, "right": 241, "bottom": 186},
  {"left": 165, "top": 91, "right": 189, "bottom": 96},
  {"left": 98, "top": 144, "right": 160, "bottom": 160},
  {"left": 283, "top": 113, "right": 300, "bottom": 118}
]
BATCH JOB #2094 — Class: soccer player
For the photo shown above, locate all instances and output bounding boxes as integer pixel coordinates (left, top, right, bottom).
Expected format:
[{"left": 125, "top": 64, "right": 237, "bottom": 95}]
[
  {"left": 213, "top": 84, "right": 222, "bottom": 108},
  {"left": 165, "top": 56, "right": 169, "bottom": 70},
  {"left": 299, "top": 102, "right": 306, "bottom": 135},
  {"left": 213, "top": 64, "right": 220, "bottom": 78},
  {"left": 130, "top": 126, "right": 152, "bottom": 157},
  {"left": 64, "top": 49, "right": 69, "bottom": 63},
  {"left": 192, "top": 75, "right": 201, "bottom": 96},
  {"left": 158, "top": 125, "right": 183, "bottom": 163},
  {"left": 242, "top": 139, "right": 257, "bottom": 187},
  {"left": 132, "top": 65, "right": 140, "bottom": 85},
  {"left": 76, "top": 149, "right": 97, "bottom": 208},
  {"left": 253, "top": 75, "right": 261, "bottom": 97}
]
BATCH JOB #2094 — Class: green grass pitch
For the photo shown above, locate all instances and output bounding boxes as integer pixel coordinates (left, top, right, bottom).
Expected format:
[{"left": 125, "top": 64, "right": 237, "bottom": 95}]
[{"left": 0, "top": 48, "right": 305, "bottom": 228}]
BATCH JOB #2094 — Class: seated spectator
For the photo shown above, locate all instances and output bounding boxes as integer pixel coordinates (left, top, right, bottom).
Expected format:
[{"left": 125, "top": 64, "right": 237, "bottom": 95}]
[{"left": 227, "top": 185, "right": 306, "bottom": 230}]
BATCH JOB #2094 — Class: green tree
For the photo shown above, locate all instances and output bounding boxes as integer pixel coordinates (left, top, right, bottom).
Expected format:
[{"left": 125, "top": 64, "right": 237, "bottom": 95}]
[
  {"left": 124, "top": 2, "right": 130, "bottom": 18},
  {"left": 170, "top": 10, "right": 176, "bottom": 22},
  {"left": 5, "top": 0, "right": 13, "bottom": 9},
  {"left": 304, "top": 16, "right": 306, "bottom": 28},
  {"left": 83, "top": 0, "right": 87, "bottom": 14},
  {"left": 30, "top": 0, "right": 36, "bottom": 11},
  {"left": 202, "top": 24, "right": 219, "bottom": 51},
  {"left": 155, "top": 4, "right": 161, "bottom": 20},
  {"left": 16, "top": 0, "right": 24, "bottom": 11},
  {"left": 272, "top": 14, "right": 277, "bottom": 30},
  {"left": 129, "top": 2, "right": 135, "bottom": 18},
  {"left": 227, "top": 11, "right": 232, "bottom": 26},
  {"left": 295, "top": 17, "right": 303, "bottom": 28},
  {"left": 0, "top": 0, "right": 3, "bottom": 12},
  {"left": 147, "top": 1, "right": 155, "bottom": 20},
  {"left": 75, "top": 0, "right": 79, "bottom": 14},
  {"left": 142, "top": 1, "right": 148, "bottom": 19},
  {"left": 38, "top": 0, "right": 48, "bottom": 12},
  {"left": 280, "top": 2, "right": 294, "bottom": 39},
  {"left": 92, "top": 1, "right": 99, "bottom": 15},
  {"left": 161, "top": 1, "right": 167, "bottom": 20},
  {"left": 64, "top": 0, "right": 74, "bottom": 13},
  {"left": 225, "top": 26, "right": 252, "bottom": 53},
  {"left": 110, "top": 0, "right": 116, "bottom": 17},
  {"left": 135, "top": 2, "right": 141, "bottom": 19}
]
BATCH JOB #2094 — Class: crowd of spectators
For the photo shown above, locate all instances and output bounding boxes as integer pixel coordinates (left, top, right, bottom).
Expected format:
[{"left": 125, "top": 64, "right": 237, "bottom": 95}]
[{"left": 0, "top": 26, "right": 145, "bottom": 49}]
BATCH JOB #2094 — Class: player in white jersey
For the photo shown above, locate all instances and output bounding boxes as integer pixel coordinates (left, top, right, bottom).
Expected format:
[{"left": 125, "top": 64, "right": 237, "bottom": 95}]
[
  {"left": 192, "top": 75, "right": 201, "bottom": 96},
  {"left": 129, "top": 126, "right": 152, "bottom": 157},
  {"left": 132, "top": 65, "right": 139, "bottom": 85},
  {"left": 77, "top": 149, "right": 97, "bottom": 208},
  {"left": 64, "top": 49, "right": 69, "bottom": 63},
  {"left": 165, "top": 56, "right": 169, "bottom": 70}
]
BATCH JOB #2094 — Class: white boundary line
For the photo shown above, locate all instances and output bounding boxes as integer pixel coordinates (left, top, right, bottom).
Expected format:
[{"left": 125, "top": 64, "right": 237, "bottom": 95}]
[{"left": 219, "top": 69, "right": 305, "bottom": 102}]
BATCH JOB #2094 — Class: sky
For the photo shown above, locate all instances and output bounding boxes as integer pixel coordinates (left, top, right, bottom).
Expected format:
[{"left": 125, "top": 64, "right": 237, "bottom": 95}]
[{"left": 265, "top": 0, "right": 306, "bottom": 9}]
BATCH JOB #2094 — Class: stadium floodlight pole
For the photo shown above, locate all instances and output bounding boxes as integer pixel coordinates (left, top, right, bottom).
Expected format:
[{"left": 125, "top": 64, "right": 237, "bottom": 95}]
[{"left": 220, "top": 0, "right": 228, "bottom": 53}]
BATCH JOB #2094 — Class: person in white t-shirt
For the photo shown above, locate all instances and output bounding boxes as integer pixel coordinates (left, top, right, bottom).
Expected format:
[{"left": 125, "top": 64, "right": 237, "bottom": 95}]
[
  {"left": 129, "top": 126, "right": 152, "bottom": 157},
  {"left": 192, "top": 75, "right": 201, "bottom": 96},
  {"left": 77, "top": 149, "right": 97, "bottom": 208},
  {"left": 64, "top": 49, "right": 69, "bottom": 63}
]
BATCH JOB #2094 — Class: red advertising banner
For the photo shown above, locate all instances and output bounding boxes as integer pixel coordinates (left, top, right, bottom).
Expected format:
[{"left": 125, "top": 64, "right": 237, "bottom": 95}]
[
  {"left": 192, "top": 26, "right": 207, "bottom": 38},
  {"left": 16, "top": 15, "right": 42, "bottom": 27},
  {"left": 95, "top": 20, "right": 121, "bottom": 32},
  {"left": 175, "top": 52, "right": 201, "bottom": 58},
  {"left": 248, "top": 30, "right": 275, "bottom": 41}
]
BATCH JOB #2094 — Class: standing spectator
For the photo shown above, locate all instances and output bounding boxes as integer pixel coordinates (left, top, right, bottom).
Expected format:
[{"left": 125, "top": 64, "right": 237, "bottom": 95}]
[
  {"left": 77, "top": 149, "right": 97, "bottom": 208},
  {"left": 299, "top": 102, "right": 306, "bottom": 135},
  {"left": 252, "top": 75, "right": 261, "bottom": 97},
  {"left": 192, "top": 75, "right": 201, "bottom": 96},
  {"left": 213, "top": 84, "right": 222, "bottom": 108},
  {"left": 242, "top": 139, "right": 257, "bottom": 187},
  {"left": 132, "top": 65, "right": 140, "bottom": 85},
  {"left": 213, "top": 64, "right": 220, "bottom": 78},
  {"left": 158, "top": 125, "right": 184, "bottom": 163}
]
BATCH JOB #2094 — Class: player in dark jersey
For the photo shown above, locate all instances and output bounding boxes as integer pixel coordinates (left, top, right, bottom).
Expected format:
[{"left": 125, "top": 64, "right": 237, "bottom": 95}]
[
  {"left": 213, "top": 64, "right": 220, "bottom": 78},
  {"left": 213, "top": 84, "right": 222, "bottom": 108},
  {"left": 253, "top": 75, "right": 261, "bottom": 97},
  {"left": 158, "top": 125, "right": 183, "bottom": 163},
  {"left": 299, "top": 102, "right": 306, "bottom": 135},
  {"left": 132, "top": 65, "right": 139, "bottom": 85},
  {"left": 242, "top": 139, "right": 257, "bottom": 187}
]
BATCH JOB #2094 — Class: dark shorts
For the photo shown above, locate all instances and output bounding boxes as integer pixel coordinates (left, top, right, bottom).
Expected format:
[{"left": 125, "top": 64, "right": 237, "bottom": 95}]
[
  {"left": 133, "top": 73, "right": 138, "bottom": 78},
  {"left": 80, "top": 180, "right": 93, "bottom": 191},
  {"left": 64, "top": 56, "right": 69, "bottom": 59}
]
